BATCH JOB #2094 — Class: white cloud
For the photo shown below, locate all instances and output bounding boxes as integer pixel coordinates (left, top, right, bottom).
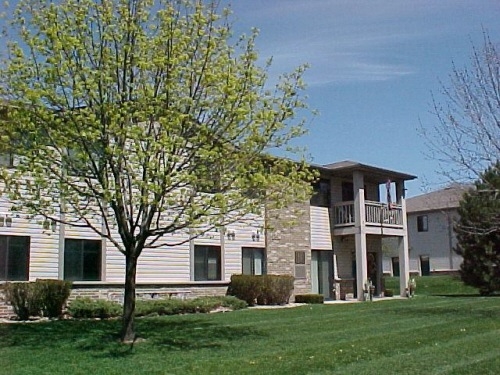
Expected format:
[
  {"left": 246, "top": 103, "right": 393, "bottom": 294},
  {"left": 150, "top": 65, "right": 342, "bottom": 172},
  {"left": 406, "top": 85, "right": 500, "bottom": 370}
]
[{"left": 228, "top": 0, "right": 496, "bottom": 85}]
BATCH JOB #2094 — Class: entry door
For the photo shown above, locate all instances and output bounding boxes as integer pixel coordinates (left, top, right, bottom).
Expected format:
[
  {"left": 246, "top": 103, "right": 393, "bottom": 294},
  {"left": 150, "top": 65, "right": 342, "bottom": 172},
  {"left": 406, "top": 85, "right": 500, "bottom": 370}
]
[
  {"left": 420, "top": 256, "right": 430, "bottom": 276},
  {"left": 311, "top": 250, "right": 333, "bottom": 299}
]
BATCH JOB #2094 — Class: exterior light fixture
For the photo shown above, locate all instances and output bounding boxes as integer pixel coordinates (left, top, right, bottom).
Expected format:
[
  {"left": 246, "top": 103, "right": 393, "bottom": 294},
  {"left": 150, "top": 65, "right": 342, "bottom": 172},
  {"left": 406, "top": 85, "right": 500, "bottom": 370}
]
[{"left": 227, "top": 230, "right": 236, "bottom": 240}]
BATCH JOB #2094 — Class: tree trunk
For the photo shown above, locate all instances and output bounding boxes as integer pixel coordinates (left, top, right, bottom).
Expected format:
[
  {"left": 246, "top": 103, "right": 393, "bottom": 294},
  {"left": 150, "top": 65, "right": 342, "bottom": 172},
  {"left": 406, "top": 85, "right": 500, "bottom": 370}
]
[{"left": 121, "top": 253, "right": 138, "bottom": 343}]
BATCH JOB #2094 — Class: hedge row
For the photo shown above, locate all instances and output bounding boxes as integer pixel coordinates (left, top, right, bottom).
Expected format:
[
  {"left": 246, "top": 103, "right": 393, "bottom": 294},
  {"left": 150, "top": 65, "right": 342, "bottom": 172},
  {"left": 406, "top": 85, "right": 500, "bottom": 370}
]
[
  {"left": 3, "top": 280, "right": 72, "bottom": 320},
  {"left": 227, "top": 275, "right": 294, "bottom": 306},
  {"left": 294, "top": 294, "right": 324, "bottom": 304},
  {"left": 67, "top": 296, "right": 247, "bottom": 319}
]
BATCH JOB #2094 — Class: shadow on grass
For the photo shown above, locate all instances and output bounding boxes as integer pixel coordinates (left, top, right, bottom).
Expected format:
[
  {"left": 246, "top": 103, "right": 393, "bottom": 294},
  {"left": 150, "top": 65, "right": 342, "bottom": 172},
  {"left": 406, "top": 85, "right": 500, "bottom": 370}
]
[{"left": 0, "top": 314, "right": 265, "bottom": 358}]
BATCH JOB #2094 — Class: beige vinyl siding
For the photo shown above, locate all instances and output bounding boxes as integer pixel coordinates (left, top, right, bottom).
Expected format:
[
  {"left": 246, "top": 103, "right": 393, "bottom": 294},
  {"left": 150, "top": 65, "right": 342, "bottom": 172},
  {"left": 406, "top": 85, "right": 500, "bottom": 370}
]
[
  {"left": 310, "top": 207, "right": 332, "bottom": 250},
  {"left": 27, "top": 221, "right": 60, "bottom": 280},
  {"left": 0, "top": 214, "right": 60, "bottom": 280},
  {"left": 224, "top": 220, "right": 265, "bottom": 278},
  {"left": 105, "top": 229, "right": 192, "bottom": 283},
  {"left": 0, "top": 178, "right": 60, "bottom": 279},
  {"left": 105, "top": 244, "right": 126, "bottom": 282},
  {"left": 65, "top": 221, "right": 102, "bottom": 239},
  {"left": 136, "top": 241, "right": 191, "bottom": 283}
]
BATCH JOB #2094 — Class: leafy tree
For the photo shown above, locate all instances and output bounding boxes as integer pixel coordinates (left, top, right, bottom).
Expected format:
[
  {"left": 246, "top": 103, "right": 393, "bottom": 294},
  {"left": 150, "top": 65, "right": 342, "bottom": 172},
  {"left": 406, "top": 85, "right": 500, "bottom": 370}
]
[
  {"left": 0, "top": 0, "right": 315, "bottom": 342},
  {"left": 422, "top": 33, "right": 500, "bottom": 184},
  {"left": 454, "top": 162, "right": 500, "bottom": 295}
]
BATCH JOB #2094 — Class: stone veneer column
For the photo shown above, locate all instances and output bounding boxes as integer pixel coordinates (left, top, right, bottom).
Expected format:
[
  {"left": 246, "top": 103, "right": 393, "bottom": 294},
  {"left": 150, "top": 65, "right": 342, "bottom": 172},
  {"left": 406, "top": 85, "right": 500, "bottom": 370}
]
[{"left": 265, "top": 200, "right": 312, "bottom": 297}]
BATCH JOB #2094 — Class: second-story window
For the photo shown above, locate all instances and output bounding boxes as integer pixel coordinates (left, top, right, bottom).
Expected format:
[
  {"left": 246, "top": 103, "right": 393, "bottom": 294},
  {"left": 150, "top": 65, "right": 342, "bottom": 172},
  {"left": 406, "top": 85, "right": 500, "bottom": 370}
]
[
  {"left": 0, "top": 152, "right": 14, "bottom": 167},
  {"left": 417, "top": 215, "right": 428, "bottom": 232},
  {"left": 310, "top": 179, "right": 331, "bottom": 207}
]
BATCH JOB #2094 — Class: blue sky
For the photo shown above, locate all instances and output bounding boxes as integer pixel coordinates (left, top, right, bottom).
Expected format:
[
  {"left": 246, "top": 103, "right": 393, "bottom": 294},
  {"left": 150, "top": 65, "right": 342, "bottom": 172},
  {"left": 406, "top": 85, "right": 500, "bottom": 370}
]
[
  {"left": 2, "top": 1, "right": 499, "bottom": 197},
  {"left": 224, "top": 0, "right": 500, "bottom": 197}
]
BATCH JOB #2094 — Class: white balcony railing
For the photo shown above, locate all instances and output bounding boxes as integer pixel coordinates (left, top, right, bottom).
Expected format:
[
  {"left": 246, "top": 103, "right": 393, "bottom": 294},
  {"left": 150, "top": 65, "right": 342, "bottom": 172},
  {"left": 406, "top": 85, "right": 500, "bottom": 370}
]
[
  {"left": 333, "top": 201, "right": 403, "bottom": 227},
  {"left": 365, "top": 201, "right": 403, "bottom": 226},
  {"left": 333, "top": 201, "right": 355, "bottom": 226}
]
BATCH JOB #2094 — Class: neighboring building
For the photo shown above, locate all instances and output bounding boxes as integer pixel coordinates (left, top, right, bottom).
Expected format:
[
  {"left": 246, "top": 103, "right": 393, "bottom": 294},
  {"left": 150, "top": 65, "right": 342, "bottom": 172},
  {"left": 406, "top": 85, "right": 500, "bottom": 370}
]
[
  {"left": 383, "top": 184, "right": 470, "bottom": 277},
  {"left": 0, "top": 159, "right": 416, "bottom": 317}
]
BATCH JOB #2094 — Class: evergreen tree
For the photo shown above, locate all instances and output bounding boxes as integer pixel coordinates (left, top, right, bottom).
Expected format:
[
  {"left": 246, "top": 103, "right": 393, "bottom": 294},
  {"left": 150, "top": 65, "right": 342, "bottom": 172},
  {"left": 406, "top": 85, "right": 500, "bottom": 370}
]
[{"left": 455, "top": 162, "right": 500, "bottom": 295}]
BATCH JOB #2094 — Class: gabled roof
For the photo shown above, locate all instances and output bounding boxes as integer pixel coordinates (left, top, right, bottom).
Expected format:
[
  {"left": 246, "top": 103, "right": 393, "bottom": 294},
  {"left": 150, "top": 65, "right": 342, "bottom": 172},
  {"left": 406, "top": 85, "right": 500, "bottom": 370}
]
[
  {"left": 314, "top": 160, "right": 417, "bottom": 184},
  {"left": 406, "top": 184, "right": 472, "bottom": 213}
]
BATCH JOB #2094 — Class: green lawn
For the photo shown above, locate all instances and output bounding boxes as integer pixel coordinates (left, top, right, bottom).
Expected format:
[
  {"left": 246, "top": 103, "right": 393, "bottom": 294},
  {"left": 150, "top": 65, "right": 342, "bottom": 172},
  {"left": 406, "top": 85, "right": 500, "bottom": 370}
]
[
  {"left": 384, "top": 275, "right": 479, "bottom": 296},
  {"left": 2, "top": 278, "right": 500, "bottom": 374}
]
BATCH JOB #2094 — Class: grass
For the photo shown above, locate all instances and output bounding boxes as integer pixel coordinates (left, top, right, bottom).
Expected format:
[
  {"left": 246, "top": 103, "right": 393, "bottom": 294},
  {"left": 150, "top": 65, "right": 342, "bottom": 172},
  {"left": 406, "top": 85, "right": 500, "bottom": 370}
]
[
  {"left": 2, "top": 276, "right": 500, "bottom": 374},
  {"left": 384, "top": 275, "right": 479, "bottom": 296}
]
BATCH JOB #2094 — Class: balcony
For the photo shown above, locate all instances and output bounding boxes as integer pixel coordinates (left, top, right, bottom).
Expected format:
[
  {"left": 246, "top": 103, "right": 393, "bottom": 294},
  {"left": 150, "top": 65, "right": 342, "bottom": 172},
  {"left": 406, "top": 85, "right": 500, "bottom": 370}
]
[{"left": 333, "top": 200, "right": 404, "bottom": 231}]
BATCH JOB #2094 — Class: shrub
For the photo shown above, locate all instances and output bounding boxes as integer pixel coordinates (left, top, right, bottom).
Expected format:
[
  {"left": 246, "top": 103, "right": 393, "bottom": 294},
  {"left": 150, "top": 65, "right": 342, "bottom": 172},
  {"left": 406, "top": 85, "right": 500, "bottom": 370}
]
[
  {"left": 3, "top": 282, "right": 41, "bottom": 320},
  {"left": 68, "top": 298, "right": 122, "bottom": 319},
  {"left": 229, "top": 274, "right": 294, "bottom": 306},
  {"left": 227, "top": 275, "right": 262, "bottom": 305},
  {"left": 217, "top": 295, "right": 247, "bottom": 310},
  {"left": 36, "top": 279, "right": 72, "bottom": 318},
  {"left": 264, "top": 275, "right": 294, "bottom": 305},
  {"left": 136, "top": 299, "right": 185, "bottom": 317},
  {"left": 192, "top": 296, "right": 248, "bottom": 312},
  {"left": 135, "top": 296, "right": 247, "bottom": 317},
  {"left": 384, "top": 289, "right": 394, "bottom": 297},
  {"left": 294, "top": 294, "right": 324, "bottom": 304}
]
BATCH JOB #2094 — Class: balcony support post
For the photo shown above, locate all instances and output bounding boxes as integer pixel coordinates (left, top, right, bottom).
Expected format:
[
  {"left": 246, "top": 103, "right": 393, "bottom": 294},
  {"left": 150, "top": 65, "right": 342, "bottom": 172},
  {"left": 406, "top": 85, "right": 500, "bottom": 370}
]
[
  {"left": 398, "top": 198, "right": 410, "bottom": 296},
  {"left": 353, "top": 171, "right": 368, "bottom": 301}
]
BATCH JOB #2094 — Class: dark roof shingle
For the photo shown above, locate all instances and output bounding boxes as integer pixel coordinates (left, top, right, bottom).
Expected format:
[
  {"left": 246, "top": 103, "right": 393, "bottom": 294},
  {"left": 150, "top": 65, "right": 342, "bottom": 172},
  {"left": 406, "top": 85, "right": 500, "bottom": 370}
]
[{"left": 406, "top": 184, "right": 472, "bottom": 213}]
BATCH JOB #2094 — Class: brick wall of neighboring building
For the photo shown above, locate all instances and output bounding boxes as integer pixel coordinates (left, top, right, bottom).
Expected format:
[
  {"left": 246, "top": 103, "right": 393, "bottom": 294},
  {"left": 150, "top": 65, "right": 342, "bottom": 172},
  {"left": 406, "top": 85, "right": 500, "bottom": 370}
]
[{"left": 266, "top": 200, "right": 312, "bottom": 298}]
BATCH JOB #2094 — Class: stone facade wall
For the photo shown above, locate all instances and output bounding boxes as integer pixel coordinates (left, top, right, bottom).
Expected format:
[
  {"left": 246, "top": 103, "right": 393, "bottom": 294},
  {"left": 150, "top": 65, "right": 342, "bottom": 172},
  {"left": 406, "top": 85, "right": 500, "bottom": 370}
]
[{"left": 266, "top": 200, "right": 312, "bottom": 298}]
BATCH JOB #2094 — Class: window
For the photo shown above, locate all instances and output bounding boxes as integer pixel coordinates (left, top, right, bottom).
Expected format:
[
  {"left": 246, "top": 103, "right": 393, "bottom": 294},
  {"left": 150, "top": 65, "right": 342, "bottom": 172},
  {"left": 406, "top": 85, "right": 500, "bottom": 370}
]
[
  {"left": 342, "top": 182, "right": 354, "bottom": 202},
  {"left": 341, "top": 181, "right": 368, "bottom": 201},
  {"left": 294, "top": 250, "right": 306, "bottom": 279},
  {"left": 64, "top": 239, "right": 102, "bottom": 281},
  {"left": 0, "top": 235, "right": 30, "bottom": 281},
  {"left": 242, "top": 247, "right": 266, "bottom": 275},
  {"left": 192, "top": 154, "right": 223, "bottom": 194},
  {"left": 0, "top": 153, "right": 14, "bottom": 167},
  {"left": 310, "top": 179, "right": 331, "bottom": 207},
  {"left": 417, "top": 215, "right": 428, "bottom": 232},
  {"left": 65, "top": 146, "right": 104, "bottom": 178},
  {"left": 0, "top": 121, "right": 16, "bottom": 168},
  {"left": 194, "top": 245, "right": 221, "bottom": 281}
]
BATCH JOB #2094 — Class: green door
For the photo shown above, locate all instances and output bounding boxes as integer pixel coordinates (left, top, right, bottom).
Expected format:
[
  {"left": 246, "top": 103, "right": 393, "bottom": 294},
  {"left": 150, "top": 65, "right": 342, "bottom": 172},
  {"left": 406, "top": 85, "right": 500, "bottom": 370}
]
[{"left": 311, "top": 250, "right": 333, "bottom": 299}]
